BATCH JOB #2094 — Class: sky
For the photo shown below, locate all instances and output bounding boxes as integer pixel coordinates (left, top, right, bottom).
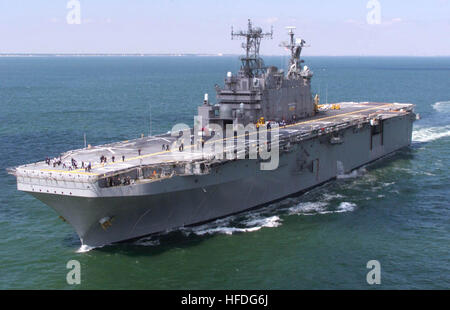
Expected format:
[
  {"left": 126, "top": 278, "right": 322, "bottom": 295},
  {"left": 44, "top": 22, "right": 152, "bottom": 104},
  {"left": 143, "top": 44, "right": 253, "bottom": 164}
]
[{"left": 0, "top": 0, "right": 449, "bottom": 56}]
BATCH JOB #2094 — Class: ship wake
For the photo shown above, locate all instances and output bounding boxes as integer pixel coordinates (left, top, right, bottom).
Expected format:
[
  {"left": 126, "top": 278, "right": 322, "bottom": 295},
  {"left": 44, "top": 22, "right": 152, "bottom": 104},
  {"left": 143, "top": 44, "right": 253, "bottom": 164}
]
[
  {"left": 180, "top": 214, "right": 282, "bottom": 237},
  {"left": 432, "top": 101, "right": 450, "bottom": 113},
  {"left": 287, "top": 201, "right": 357, "bottom": 215},
  {"left": 76, "top": 244, "right": 98, "bottom": 253},
  {"left": 412, "top": 101, "right": 450, "bottom": 143},
  {"left": 130, "top": 191, "right": 358, "bottom": 248},
  {"left": 337, "top": 167, "right": 367, "bottom": 179},
  {"left": 412, "top": 125, "right": 450, "bottom": 143}
]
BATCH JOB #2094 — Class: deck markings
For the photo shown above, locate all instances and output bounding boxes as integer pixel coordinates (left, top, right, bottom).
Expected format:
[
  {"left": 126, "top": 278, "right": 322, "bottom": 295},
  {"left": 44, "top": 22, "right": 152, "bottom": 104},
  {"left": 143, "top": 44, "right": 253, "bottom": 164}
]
[
  {"left": 40, "top": 169, "right": 99, "bottom": 176},
  {"left": 40, "top": 103, "right": 395, "bottom": 175}
]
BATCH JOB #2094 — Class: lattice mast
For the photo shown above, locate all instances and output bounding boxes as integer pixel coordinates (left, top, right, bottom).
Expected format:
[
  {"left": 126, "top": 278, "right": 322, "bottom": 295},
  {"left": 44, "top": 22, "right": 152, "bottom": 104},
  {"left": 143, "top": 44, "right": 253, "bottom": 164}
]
[
  {"left": 281, "top": 27, "right": 307, "bottom": 79},
  {"left": 231, "top": 19, "right": 273, "bottom": 77}
]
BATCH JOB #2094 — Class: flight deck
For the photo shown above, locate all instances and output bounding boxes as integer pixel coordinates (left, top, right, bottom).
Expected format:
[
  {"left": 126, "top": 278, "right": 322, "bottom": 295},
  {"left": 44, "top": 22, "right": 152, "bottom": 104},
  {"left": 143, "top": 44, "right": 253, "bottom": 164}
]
[{"left": 11, "top": 101, "right": 414, "bottom": 182}]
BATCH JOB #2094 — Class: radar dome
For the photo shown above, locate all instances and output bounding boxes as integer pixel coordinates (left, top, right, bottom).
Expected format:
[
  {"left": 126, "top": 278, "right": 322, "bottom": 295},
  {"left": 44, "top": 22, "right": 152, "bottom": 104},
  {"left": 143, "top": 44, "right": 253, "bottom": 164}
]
[{"left": 253, "top": 27, "right": 262, "bottom": 34}]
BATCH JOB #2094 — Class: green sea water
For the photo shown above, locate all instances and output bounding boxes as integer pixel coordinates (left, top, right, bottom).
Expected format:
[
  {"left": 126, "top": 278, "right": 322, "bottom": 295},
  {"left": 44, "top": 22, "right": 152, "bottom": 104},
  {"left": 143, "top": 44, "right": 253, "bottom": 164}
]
[{"left": 0, "top": 56, "right": 449, "bottom": 289}]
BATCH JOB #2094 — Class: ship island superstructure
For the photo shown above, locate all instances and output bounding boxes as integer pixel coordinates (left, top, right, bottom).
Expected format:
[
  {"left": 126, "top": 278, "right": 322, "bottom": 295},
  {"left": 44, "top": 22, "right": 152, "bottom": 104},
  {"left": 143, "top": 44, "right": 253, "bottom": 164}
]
[{"left": 7, "top": 20, "right": 416, "bottom": 247}]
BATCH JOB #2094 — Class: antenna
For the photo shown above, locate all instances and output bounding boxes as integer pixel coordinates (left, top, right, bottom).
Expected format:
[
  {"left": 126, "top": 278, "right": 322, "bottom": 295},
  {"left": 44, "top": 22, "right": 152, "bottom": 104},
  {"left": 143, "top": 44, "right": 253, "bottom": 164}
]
[
  {"left": 318, "top": 83, "right": 321, "bottom": 101},
  {"left": 280, "top": 26, "right": 307, "bottom": 79},
  {"left": 149, "top": 103, "right": 152, "bottom": 137},
  {"left": 231, "top": 19, "right": 273, "bottom": 77},
  {"left": 286, "top": 26, "right": 296, "bottom": 32}
]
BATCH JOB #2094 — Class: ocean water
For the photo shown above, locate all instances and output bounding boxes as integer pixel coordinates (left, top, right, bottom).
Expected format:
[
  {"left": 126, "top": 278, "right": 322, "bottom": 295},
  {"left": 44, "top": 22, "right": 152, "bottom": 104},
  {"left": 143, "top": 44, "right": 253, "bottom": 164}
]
[{"left": 0, "top": 56, "right": 449, "bottom": 289}]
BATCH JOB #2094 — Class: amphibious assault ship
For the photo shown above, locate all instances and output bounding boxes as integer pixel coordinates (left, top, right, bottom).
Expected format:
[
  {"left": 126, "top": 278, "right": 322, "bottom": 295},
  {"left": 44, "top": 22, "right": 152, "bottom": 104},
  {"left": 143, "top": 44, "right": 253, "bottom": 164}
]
[{"left": 8, "top": 20, "right": 416, "bottom": 247}]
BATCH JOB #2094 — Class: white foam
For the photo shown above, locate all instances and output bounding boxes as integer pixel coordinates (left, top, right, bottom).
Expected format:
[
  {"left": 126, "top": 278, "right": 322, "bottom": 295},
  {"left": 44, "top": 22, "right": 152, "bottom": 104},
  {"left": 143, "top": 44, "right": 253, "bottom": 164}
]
[
  {"left": 432, "top": 101, "right": 450, "bottom": 113},
  {"left": 243, "top": 215, "right": 282, "bottom": 228},
  {"left": 288, "top": 202, "right": 329, "bottom": 215},
  {"left": 184, "top": 214, "right": 282, "bottom": 236},
  {"left": 412, "top": 125, "right": 450, "bottom": 142},
  {"left": 322, "top": 193, "right": 345, "bottom": 201},
  {"left": 76, "top": 244, "right": 96, "bottom": 253},
  {"left": 335, "top": 202, "right": 357, "bottom": 213},
  {"left": 289, "top": 200, "right": 357, "bottom": 215},
  {"left": 192, "top": 226, "right": 261, "bottom": 236},
  {"left": 337, "top": 167, "right": 367, "bottom": 179}
]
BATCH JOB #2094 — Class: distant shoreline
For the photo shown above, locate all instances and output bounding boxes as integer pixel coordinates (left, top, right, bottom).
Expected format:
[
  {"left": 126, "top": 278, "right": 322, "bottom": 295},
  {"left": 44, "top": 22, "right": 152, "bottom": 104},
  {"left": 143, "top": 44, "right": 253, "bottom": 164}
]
[{"left": 0, "top": 54, "right": 449, "bottom": 57}]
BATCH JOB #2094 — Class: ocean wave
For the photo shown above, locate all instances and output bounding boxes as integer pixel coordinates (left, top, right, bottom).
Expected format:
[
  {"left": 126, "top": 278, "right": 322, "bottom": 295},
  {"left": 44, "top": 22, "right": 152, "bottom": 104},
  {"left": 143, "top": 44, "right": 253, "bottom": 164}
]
[
  {"left": 322, "top": 193, "right": 345, "bottom": 201},
  {"left": 183, "top": 215, "right": 282, "bottom": 236},
  {"left": 392, "top": 166, "right": 436, "bottom": 177},
  {"left": 188, "top": 225, "right": 261, "bottom": 236},
  {"left": 288, "top": 201, "right": 329, "bottom": 215},
  {"left": 337, "top": 167, "right": 367, "bottom": 179},
  {"left": 76, "top": 244, "right": 96, "bottom": 253},
  {"left": 134, "top": 192, "right": 357, "bottom": 245},
  {"left": 335, "top": 202, "right": 357, "bottom": 213},
  {"left": 288, "top": 201, "right": 357, "bottom": 215},
  {"left": 243, "top": 215, "right": 282, "bottom": 228},
  {"left": 412, "top": 125, "right": 450, "bottom": 142},
  {"left": 432, "top": 101, "right": 450, "bottom": 113},
  {"left": 133, "top": 237, "right": 161, "bottom": 246}
]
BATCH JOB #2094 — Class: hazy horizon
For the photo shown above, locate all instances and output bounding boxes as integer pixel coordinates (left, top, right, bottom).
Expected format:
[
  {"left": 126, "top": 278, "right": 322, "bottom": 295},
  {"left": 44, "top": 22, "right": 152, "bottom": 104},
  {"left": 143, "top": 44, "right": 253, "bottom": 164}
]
[
  {"left": 1, "top": 0, "right": 449, "bottom": 56},
  {"left": 1, "top": 53, "right": 450, "bottom": 57}
]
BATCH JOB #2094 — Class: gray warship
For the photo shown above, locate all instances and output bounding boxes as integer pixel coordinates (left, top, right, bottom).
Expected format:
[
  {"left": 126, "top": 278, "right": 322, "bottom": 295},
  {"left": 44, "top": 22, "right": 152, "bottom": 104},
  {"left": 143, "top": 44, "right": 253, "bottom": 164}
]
[{"left": 7, "top": 20, "right": 416, "bottom": 248}]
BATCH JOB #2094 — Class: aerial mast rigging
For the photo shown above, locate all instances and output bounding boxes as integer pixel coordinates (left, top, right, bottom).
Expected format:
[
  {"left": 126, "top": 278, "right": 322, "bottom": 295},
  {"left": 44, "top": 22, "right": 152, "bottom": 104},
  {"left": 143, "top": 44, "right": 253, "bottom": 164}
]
[{"left": 231, "top": 19, "right": 273, "bottom": 77}]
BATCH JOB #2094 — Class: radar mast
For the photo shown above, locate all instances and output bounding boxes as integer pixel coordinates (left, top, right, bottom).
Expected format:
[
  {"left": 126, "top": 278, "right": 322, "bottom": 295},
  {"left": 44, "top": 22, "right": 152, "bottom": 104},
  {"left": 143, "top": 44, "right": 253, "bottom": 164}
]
[
  {"left": 231, "top": 19, "right": 273, "bottom": 77},
  {"left": 280, "top": 26, "right": 307, "bottom": 79}
]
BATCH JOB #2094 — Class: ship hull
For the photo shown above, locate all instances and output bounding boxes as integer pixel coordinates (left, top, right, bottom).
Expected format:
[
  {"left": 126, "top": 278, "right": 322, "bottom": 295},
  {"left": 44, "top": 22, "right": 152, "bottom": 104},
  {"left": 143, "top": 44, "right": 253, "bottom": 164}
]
[{"left": 28, "top": 113, "right": 414, "bottom": 247}]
